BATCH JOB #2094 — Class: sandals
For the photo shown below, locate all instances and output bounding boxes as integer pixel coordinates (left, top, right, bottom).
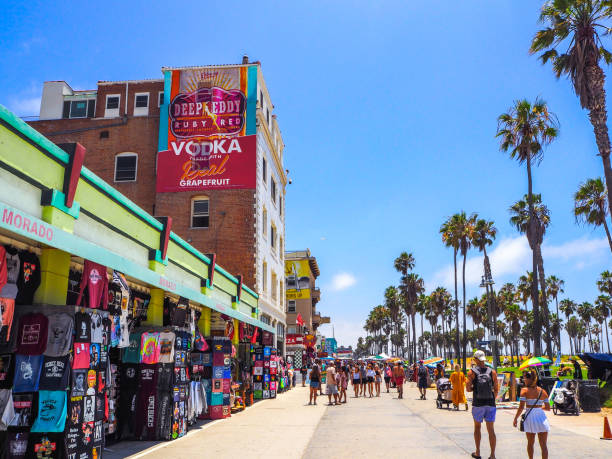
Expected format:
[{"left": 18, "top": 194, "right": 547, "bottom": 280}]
[{"left": 471, "top": 454, "right": 481, "bottom": 459}]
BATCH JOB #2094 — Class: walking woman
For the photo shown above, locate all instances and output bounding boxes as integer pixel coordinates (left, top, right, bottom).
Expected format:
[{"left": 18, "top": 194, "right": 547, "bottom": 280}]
[
  {"left": 374, "top": 364, "right": 382, "bottom": 397},
  {"left": 340, "top": 367, "right": 348, "bottom": 403},
  {"left": 360, "top": 363, "right": 367, "bottom": 396},
  {"left": 366, "top": 364, "right": 375, "bottom": 397},
  {"left": 450, "top": 364, "right": 468, "bottom": 410},
  {"left": 513, "top": 369, "right": 550, "bottom": 459},
  {"left": 309, "top": 363, "right": 321, "bottom": 405},
  {"left": 352, "top": 365, "right": 361, "bottom": 398},
  {"left": 384, "top": 364, "right": 392, "bottom": 393}
]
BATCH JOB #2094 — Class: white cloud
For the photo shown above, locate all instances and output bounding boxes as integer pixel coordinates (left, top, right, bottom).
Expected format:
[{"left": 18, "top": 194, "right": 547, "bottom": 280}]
[
  {"left": 320, "top": 236, "right": 326, "bottom": 241},
  {"left": 429, "top": 235, "right": 608, "bottom": 290},
  {"left": 330, "top": 272, "right": 356, "bottom": 291},
  {"left": 7, "top": 96, "right": 41, "bottom": 117}
]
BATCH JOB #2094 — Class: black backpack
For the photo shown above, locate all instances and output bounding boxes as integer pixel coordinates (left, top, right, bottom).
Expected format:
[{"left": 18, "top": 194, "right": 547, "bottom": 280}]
[
  {"left": 474, "top": 366, "right": 494, "bottom": 400},
  {"left": 418, "top": 366, "right": 427, "bottom": 378}
]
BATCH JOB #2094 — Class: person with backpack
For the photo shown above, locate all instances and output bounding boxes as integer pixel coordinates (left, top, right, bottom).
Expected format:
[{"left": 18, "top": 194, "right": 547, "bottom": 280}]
[
  {"left": 466, "top": 350, "right": 499, "bottom": 459},
  {"left": 308, "top": 362, "right": 321, "bottom": 405},
  {"left": 417, "top": 361, "right": 429, "bottom": 400}
]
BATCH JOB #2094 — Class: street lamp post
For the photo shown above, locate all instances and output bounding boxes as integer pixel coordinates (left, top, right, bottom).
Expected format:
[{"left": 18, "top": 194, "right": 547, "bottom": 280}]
[{"left": 480, "top": 271, "right": 499, "bottom": 372}]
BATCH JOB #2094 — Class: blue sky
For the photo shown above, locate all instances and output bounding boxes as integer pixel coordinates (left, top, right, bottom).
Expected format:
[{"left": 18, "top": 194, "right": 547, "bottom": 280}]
[{"left": 1, "top": 1, "right": 611, "bottom": 349}]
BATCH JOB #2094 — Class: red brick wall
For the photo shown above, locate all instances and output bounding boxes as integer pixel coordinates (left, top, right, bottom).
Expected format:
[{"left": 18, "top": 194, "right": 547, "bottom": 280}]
[{"left": 95, "top": 81, "right": 164, "bottom": 118}]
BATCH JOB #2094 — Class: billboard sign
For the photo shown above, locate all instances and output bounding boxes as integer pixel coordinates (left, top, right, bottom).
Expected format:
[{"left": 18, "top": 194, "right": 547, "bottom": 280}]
[
  {"left": 157, "top": 66, "right": 256, "bottom": 192},
  {"left": 285, "top": 259, "right": 311, "bottom": 300},
  {"left": 286, "top": 334, "right": 304, "bottom": 346}
]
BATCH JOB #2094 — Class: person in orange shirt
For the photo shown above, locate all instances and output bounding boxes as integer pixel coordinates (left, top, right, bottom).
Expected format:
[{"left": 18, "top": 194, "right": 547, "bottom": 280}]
[{"left": 450, "top": 364, "right": 468, "bottom": 410}]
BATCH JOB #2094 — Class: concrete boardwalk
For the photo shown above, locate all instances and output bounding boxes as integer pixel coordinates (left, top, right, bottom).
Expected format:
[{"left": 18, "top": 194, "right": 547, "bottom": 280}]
[{"left": 115, "top": 384, "right": 612, "bottom": 458}]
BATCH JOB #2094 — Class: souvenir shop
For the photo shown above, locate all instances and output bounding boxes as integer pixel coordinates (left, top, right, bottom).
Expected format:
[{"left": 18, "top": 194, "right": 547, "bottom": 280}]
[{"left": 0, "top": 105, "right": 278, "bottom": 458}]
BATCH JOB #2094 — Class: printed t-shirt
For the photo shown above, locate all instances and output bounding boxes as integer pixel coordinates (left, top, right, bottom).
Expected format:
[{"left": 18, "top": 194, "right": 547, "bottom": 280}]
[
  {"left": 89, "top": 343, "right": 101, "bottom": 370},
  {"left": 90, "top": 312, "right": 103, "bottom": 344},
  {"left": 38, "top": 356, "right": 70, "bottom": 391},
  {"left": 83, "top": 395, "right": 95, "bottom": 423},
  {"left": 0, "top": 248, "right": 19, "bottom": 299},
  {"left": 44, "top": 313, "right": 73, "bottom": 357},
  {"left": 0, "top": 297, "right": 15, "bottom": 342},
  {"left": 6, "top": 431, "right": 29, "bottom": 458},
  {"left": 13, "top": 354, "right": 43, "bottom": 393},
  {"left": 72, "top": 343, "right": 90, "bottom": 370},
  {"left": 74, "top": 312, "right": 91, "bottom": 343},
  {"left": 122, "top": 333, "right": 141, "bottom": 363},
  {"left": 31, "top": 390, "right": 67, "bottom": 432},
  {"left": 0, "top": 388, "right": 15, "bottom": 430},
  {"left": 158, "top": 331, "right": 175, "bottom": 363},
  {"left": 135, "top": 364, "right": 158, "bottom": 439},
  {"left": 9, "top": 393, "right": 36, "bottom": 428},
  {"left": 16, "top": 313, "right": 48, "bottom": 355},
  {"left": 15, "top": 251, "right": 41, "bottom": 305},
  {"left": 157, "top": 363, "right": 174, "bottom": 391},
  {"left": 0, "top": 353, "right": 15, "bottom": 388},
  {"left": 71, "top": 369, "right": 87, "bottom": 397},
  {"left": 25, "top": 432, "right": 64, "bottom": 459},
  {"left": 140, "top": 332, "right": 161, "bottom": 364},
  {"left": 76, "top": 260, "right": 109, "bottom": 309},
  {"left": 101, "top": 316, "right": 111, "bottom": 346},
  {"left": 64, "top": 424, "right": 80, "bottom": 458},
  {"left": 110, "top": 315, "right": 120, "bottom": 347},
  {"left": 118, "top": 314, "right": 129, "bottom": 348},
  {"left": 0, "top": 246, "right": 7, "bottom": 294}
]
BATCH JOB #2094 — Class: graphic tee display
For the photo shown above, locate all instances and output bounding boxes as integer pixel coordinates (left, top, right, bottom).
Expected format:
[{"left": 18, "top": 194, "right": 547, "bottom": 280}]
[
  {"left": 90, "top": 312, "right": 104, "bottom": 343},
  {"left": 0, "top": 297, "right": 15, "bottom": 342},
  {"left": 72, "top": 343, "right": 90, "bottom": 370},
  {"left": 0, "top": 353, "right": 15, "bottom": 389},
  {"left": 158, "top": 332, "right": 176, "bottom": 364},
  {"left": 122, "top": 333, "right": 141, "bottom": 363},
  {"left": 0, "top": 388, "right": 15, "bottom": 430},
  {"left": 44, "top": 313, "right": 73, "bottom": 357},
  {"left": 15, "top": 251, "right": 41, "bottom": 305},
  {"left": 13, "top": 354, "right": 43, "bottom": 393},
  {"left": 6, "top": 431, "right": 29, "bottom": 458},
  {"left": 38, "top": 356, "right": 70, "bottom": 390},
  {"left": 16, "top": 313, "right": 48, "bottom": 355},
  {"left": 140, "top": 332, "right": 160, "bottom": 364},
  {"left": 76, "top": 260, "right": 109, "bottom": 309},
  {"left": 0, "top": 248, "right": 19, "bottom": 299},
  {"left": 74, "top": 312, "right": 91, "bottom": 343},
  {"left": 31, "top": 390, "right": 67, "bottom": 433},
  {"left": 9, "top": 393, "right": 35, "bottom": 428}
]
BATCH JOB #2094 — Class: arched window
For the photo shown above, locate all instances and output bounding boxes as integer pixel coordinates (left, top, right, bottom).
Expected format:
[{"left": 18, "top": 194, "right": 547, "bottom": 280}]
[
  {"left": 191, "top": 196, "right": 209, "bottom": 228},
  {"left": 114, "top": 152, "right": 138, "bottom": 182}
]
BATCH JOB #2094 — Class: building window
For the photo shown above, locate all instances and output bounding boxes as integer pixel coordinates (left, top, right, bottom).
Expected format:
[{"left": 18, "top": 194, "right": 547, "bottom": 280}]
[
  {"left": 114, "top": 153, "right": 137, "bottom": 182},
  {"left": 262, "top": 157, "right": 267, "bottom": 184},
  {"left": 262, "top": 208, "right": 267, "bottom": 236},
  {"left": 286, "top": 275, "right": 297, "bottom": 289},
  {"left": 279, "top": 237, "right": 283, "bottom": 255},
  {"left": 270, "top": 224, "right": 276, "bottom": 251},
  {"left": 266, "top": 108, "right": 270, "bottom": 126},
  {"left": 134, "top": 93, "right": 149, "bottom": 116},
  {"left": 277, "top": 323, "right": 285, "bottom": 338},
  {"left": 271, "top": 272, "right": 277, "bottom": 301},
  {"left": 105, "top": 94, "right": 120, "bottom": 118},
  {"left": 158, "top": 91, "right": 164, "bottom": 107},
  {"left": 262, "top": 262, "right": 267, "bottom": 294},
  {"left": 288, "top": 300, "right": 296, "bottom": 313},
  {"left": 271, "top": 179, "right": 277, "bottom": 204},
  {"left": 191, "top": 197, "right": 209, "bottom": 228},
  {"left": 279, "top": 196, "right": 282, "bottom": 217},
  {"left": 288, "top": 325, "right": 296, "bottom": 334},
  {"left": 260, "top": 90, "right": 263, "bottom": 106}
]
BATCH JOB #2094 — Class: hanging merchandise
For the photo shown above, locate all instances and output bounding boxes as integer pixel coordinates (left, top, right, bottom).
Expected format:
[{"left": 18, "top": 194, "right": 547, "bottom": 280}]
[
  {"left": 30, "top": 390, "right": 67, "bottom": 433},
  {"left": 16, "top": 313, "right": 48, "bottom": 355},
  {"left": 122, "top": 333, "right": 141, "bottom": 364},
  {"left": 76, "top": 260, "right": 109, "bottom": 309},
  {"left": 0, "top": 246, "right": 20, "bottom": 299},
  {"left": 13, "top": 354, "right": 43, "bottom": 393},
  {"left": 38, "top": 355, "right": 70, "bottom": 391},
  {"left": 0, "top": 297, "right": 15, "bottom": 342},
  {"left": 0, "top": 353, "right": 15, "bottom": 389},
  {"left": 110, "top": 271, "right": 130, "bottom": 315},
  {"left": 0, "top": 246, "right": 7, "bottom": 293},
  {"left": 44, "top": 313, "right": 73, "bottom": 357},
  {"left": 15, "top": 250, "right": 41, "bottom": 306},
  {"left": 158, "top": 331, "right": 175, "bottom": 364},
  {"left": 140, "top": 332, "right": 161, "bottom": 365}
]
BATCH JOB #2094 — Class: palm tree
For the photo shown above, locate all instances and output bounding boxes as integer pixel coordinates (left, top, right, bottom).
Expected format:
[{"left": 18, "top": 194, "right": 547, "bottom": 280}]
[
  {"left": 504, "top": 303, "right": 523, "bottom": 366},
  {"left": 472, "top": 218, "right": 498, "bottom": 342},
  {"left": 594, "top": 294, "right": 611, "bottom": 353},
  {"left": 546, "top": 275, "right": 565, "bottom": 352},
  {"left": 497, "top": 98, "right": 558, "bottom": 357},
  {"left": 440, "top": 216, "right": 461, "bottom": 363},
  {"left": 394, "top": 252, "right": 415, "bottom": 359},
  {"left": 578, "top": 302, "right": 595, "bottom": 351},
  {"left": 531, "top": 1, "right": 612, "bottom": 219},
  {"left": 431, "top": 287, "right": 452, "bottom": 358},
  {"left": 401, "top": 272, "right": 425, "bottom": 363},
  {"left": 574, "top": 177, "right": 612, "bottom": 251},
  {"left": 560, "top": 298, "right": 578, "bottom": 355},
  {"left": 566, "top": 316, "right": 582, "bottom": 355},
  {"left": 466, "top": 297, "right": 481, "bottom": 333},
  {"left": 509, "top": 194, "right": 553, "bottom": 358}
]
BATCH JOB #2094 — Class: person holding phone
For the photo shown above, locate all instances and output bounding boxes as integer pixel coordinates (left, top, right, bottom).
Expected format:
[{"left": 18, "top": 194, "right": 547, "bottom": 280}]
[{"left": 513, "top": 369, "right": 550, "bottom": 459}]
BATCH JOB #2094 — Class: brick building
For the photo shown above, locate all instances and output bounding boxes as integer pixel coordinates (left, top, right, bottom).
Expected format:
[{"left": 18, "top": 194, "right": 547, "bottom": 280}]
[{"left": 30, "top": 59, "right": 288, "bottom": 348}]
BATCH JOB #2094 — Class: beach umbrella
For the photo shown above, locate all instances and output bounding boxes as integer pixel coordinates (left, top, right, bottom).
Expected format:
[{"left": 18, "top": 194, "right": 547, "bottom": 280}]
[
  {"left": 518, "top": 357, "right": 552, "bottom": 371},
  {"left": 423, "top": 357, "right": 443, "bottom": 365}
]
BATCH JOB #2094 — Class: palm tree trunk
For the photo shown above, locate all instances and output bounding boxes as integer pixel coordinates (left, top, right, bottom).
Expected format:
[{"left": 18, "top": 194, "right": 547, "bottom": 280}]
[
  {"left": 555, "top": 297, "right": 561, "bottom": 354},
  {"left": 605, "top": 318, "right": 611, "bottom": 353},
  {"left": 535, "top": 245, "right": 553, "bottom": 359},
  {"left": 585, "top": 63, "right": 612, "bottom": 221},
  {"left": 462, "top": 252, "right": 468, "bottom": 373},
  {"left": 420, "top": 313, "right": 424, "bottom": 359},
  {"left": 411, "top": 309, "right": 417, "bottom": 364},
  {"left": 453, "top": 248, "right": 460, "bottom": 367},
  {"left": 600, "top": 206, "right": 612, "bottom": 253}
]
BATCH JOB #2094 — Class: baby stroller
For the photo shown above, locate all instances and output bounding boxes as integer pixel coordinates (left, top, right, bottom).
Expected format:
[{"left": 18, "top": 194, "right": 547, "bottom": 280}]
[
  {"left": 435, "top": 377, "right": 453, "bottom": 409},
  {"left": 551, "top": 380, "right": 580, "bottom": 415}
]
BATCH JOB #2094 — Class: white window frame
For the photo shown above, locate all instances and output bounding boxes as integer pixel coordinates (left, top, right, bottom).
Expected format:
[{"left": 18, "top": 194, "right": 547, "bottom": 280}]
[
  {"left": 114, "top": 152, "right": 138, "bottom": 182},
  {"left": 270, "top": 224, "right": 276, "bottom": 251},
  {"left": 262, "top": 208, "right": 267, "bottom": 236},
  {"left": 105, "top": 94, "right": 121, "bottom": 118},
  {"left": 288, "top": 300, "right": 296, "bottom": 313},
  {"left": 262, "top": 262, "right": 267, "bottom": 294},
  {"left": 191, "top": 197, "right": 210, "bottom": 229},
  {"left": 68, "top": 99, "right": 90, "bottom": 119},
  {"left": 158, "top": 91, "right": 164, "bottom": 107},
  {"left": 271, "top": 178, "right": 277, "bottom": 205},
  {"left": 133, "top": 92, "right": 149, "bottom": 116},
  {"left": 262, "top": 157, "right": 267, "bottom": 184}
]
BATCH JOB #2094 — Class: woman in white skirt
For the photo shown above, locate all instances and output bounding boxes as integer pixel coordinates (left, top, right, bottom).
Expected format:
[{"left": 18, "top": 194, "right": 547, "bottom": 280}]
[{"left": 513, "top": 369, "right": 550, "bottom": 459}]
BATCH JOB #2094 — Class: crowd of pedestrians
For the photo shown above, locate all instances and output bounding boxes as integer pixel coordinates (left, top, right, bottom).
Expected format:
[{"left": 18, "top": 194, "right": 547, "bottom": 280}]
[{"left": 304, "top": 350, "right": 553, "bottom": 459}]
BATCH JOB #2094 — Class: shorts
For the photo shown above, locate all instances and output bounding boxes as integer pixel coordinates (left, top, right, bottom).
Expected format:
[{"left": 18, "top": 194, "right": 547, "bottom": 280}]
[
  {"left": 310, "top": 381, "right": 320, "bottom": 389},
  {"left": 418, "top": 379, "right": 428, "bottom": 389},
  {"left": 367, "top": 376, "right": 374, "bottom": 383},
  {"left": 395, "top": 378, "right": 404, "bottom": 386},
  {"left": 326, "top": 384, "right": 338, "bottom": 395},
  {"left": 472, "top": 405, "right": 496, "bottom": 423},
  {"left": 353, "top": 379, "right": 360, "bottom": 385},
  {"left": 384, "top": 376, "right": 391, "bottom": 383}
]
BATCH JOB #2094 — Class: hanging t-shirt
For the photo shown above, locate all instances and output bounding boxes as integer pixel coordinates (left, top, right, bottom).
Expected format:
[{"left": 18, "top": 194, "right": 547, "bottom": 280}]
[
  {"left": 64, "top": 424, "right": 80, "bottom": 459},
  {"left": 0, "top": 297, "right": 15, "bottom": 342},
  {"left": 140, "top": 332, "right": 160, "bottom": 364},
  {"left": 94, "top": 391, "right": 105, "bottom": 421},
  {"left": 89, "top": 343, "right": 101, "bottom": 370},
  {"left": 9, "top": 393, "right": 35, "bottom": 428},
  {"left": 25, "top": 432, "right": 64, "bottom": 459},
  {"left": 122, "top": 333, "right": 141, "bottom": 363},
  {"left": 118, "top": 313, "right": 129, "bottom": 348},
  {"left": 38, "top": 356, "right": 70, "bottom": 391},
  {"left": 16, "top": 313, "right": 48, "bottom": 355},
  {"left": 15, "top": 251, "right": 41, "bottom": 306},
  {"left": 72, "top": 343, "right": 90, "bottom": 370},
  {"left": 112, "top": 271, "right": 130, "bottom": 313},
  {"left": 71, "top": 369, "right": 87, "bottom": 397},
  {"left": 44, "top": 313, "right": 73, "bottom": 357},
  {"left": 157, "top": 363, "right": 174, "bottom": 391},
  {"left": 0, "top": 353, "right": 15, "bottom": 389},
  {"left": 135, "top": 364, "right": 158, "bottom": 440},
  {"left": 74, "top": 312, "right": 91, "bottom": 343},
  {"left": 85, "top": 370, "right": 97, "bottom": 396},
  {"left": 158, "top": 331, "right": 175, "bottom": 364},
  {"left": 89, "top": 312, "right": 103, "bottom": 344},
  {"left": 13, "top": 354, "right": 43, "bottom": 393},
  {"left": 110, "top": 315, "right": 120, "bottom": 347},
  {"left": 0, "top": 388, "right": 15, "bottom": 430},
  {"left": 0, "top": 248, "right": 19, "bottom": 299},
  {"left": 0, "top": 247, "right": 7, "bottom": 299},
  {"left": 31, "top": 390, "right": 67, "bottom": 433},
  {"left": 101, "top": 316, "right": 111, "bottom": 347},
  {"left": 76, "top": 260, "right": 109, "bottom": 309},
  {"left": 82, "top": 395, "right": 95, "bottom": 423},
  {"left": 5, "top": 431, "right": 29, "bottom": 458},
  {"left": 68, "top": 395, "right": 82, "bottom": 426}
]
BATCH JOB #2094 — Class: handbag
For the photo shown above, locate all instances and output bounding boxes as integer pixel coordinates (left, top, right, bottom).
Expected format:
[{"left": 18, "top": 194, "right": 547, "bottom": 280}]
[{"left": 519, "top": 389, "right": 542, "bottom": 432}]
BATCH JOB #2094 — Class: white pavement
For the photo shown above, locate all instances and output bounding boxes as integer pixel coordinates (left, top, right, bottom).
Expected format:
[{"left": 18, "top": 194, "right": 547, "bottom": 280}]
[{"left": 110, "top": 384, "right": 612, "bottom": 459}]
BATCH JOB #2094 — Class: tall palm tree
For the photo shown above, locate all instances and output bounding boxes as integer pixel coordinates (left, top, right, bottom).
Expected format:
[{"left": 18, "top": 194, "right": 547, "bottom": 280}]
[
  {"left": 574, "top": 177, "right": 612, "bottom": 251},
  {"left": 560, "top": 298, "right": 578, "bottom": 355},
  {"left": 594, "top": 294, "right": 611, "bottom": 352},
  {"left": 510, "top": 194, "right": 554, "bottom": 357},
  {"left": 497, "top": 98, "right": 558, "bottom": 357},
  {"left": 394, "top": 252, "right": 415, "bottom": 359},
  {"left": 431, "top": 286, "right": 452, "bottom": 358},
  {"left": 504, "top": 303, "right": 523, "bottom": 367},
  {"left": 566, "top": 316, "right": 582, "bottom": 355},
  {"left": 546, "top": 275, "right": 565, "bottom": 353},
  {"left": 440, "top": 216, "right": 462, "bottom": 363},
  {"left": 401, "top": 272, "right": 425, "bottom": 363},
  {"left": 578, "top": 301, "right": 595, "bottom": 351},
  {"left": 531, "top": 0, "right": 612, "bottom": 218},
  {"left": 416, "top": 294, "right": 429, "bottom": 359}
]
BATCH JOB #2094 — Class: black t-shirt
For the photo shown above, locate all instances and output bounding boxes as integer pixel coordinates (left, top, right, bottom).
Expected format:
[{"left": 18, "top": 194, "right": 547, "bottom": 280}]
[
  {"left": 71, "top": 370, "right": 87, "bottom": 397},
  {"left": 0, "top": 353, "right": 15, "bottom": 389},
  {"left": 25, "top": 432, "right": 64, "bottom": 459},
  {"left": 74, "top": 313, "right": 91, "bottom": 343},
  {"left": 157, "top": 363, "right": 173, "bottom": 392},
  {"left": 6, "top": 431, "right": 29, "bottom": 458},
  {"left": 156, "top": 390, "right": 173, "bottom": 441},
  {"left": 38, "top": 356, "right": 71, "bottom": 391},
  {"left": 15, "top": 251, "right": 41, "bottom": 306},
  {"left": 11, "top": 393, "right": 36, "bottom": 428}
]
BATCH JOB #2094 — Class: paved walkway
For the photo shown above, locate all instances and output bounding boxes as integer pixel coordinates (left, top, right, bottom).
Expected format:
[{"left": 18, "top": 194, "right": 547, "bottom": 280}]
[{"left": 112, "top": 384, "right": 612, "bottom": 458}]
